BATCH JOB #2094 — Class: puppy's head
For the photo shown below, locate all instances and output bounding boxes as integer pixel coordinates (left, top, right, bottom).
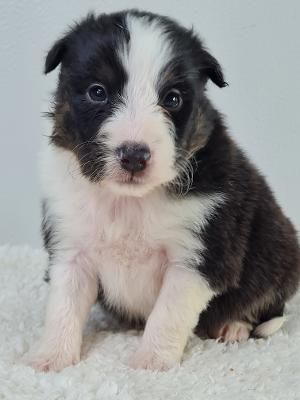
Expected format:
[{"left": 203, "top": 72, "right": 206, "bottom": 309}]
[{"left": 46, "top": 10, "right": 226, "bottom": 196}]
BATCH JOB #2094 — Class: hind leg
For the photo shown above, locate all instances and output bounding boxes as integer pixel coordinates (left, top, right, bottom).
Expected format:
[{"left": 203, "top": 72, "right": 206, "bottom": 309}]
[
  {"left": 195, "top": 289, "right": 285, "bottom": 342},
  {"left": 216, "top": 321, "right": 252, "bottom": 342},
  {"left": 195, "top": 290, "right": 252, "bottom": 341}
]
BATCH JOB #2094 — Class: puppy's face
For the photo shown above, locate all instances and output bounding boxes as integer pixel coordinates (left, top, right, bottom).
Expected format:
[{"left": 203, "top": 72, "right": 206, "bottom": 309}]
[{"left": 46, "top": 11, "right": 226, "bottom": 196}]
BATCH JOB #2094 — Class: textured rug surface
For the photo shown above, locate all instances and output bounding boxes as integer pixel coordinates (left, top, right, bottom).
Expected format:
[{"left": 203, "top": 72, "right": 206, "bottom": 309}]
[{"left": 0, "top": 245, "right": 299, "bottom": 400}]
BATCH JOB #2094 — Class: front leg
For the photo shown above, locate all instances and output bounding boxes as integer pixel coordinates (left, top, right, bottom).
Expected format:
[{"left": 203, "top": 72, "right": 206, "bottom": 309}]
[
  {"left": 27, "top": 253, "right": 98, "bottom": 372},
  {"left": 128, "top": 266, "right": 214, "bottom": 371}
]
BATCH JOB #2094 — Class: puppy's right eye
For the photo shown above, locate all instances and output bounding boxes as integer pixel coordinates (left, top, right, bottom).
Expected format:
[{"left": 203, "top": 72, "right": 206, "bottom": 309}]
[
  {"left": 87, "top": 84, "right": 108, "bottom": 104},
  {"left": 161, "top": 89, "right": 183, "bottom": 111}
]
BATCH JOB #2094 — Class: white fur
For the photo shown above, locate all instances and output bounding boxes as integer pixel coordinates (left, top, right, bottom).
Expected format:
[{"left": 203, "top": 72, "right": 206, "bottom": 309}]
[
  {"left": 254, "top": 317, "right": 287, "bottom": 338},
  {"left": 28, "top": 255, "right": 98, "bottom": 372},
  {"left": 128, "top": 267, "right": 214, "bottom": 370},
  {"left": 100, "top": 15, "right": 176, "bottom": 196},
  {"left": 28, "top": 145, "right": 224, "bottom": 371}
]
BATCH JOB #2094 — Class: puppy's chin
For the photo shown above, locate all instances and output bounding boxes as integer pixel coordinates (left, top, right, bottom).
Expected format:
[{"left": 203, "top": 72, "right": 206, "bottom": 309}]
[
  {"left": 105, "top": 180, "right": 156, "bottom": 197},
  {"left": 101, "top": 166, "right": 177, "bottom": 198},
  {"left": 103, "top": 173, "right": 176, "bottom": 197}
]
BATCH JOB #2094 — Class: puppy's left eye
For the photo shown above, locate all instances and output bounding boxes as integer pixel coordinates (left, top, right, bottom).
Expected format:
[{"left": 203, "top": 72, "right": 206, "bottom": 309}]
[
  {"left": 162, "top": 89, "right": 183, "bottom": 111},
  {"left": 87, "top": 84, "right": 108, "bottom": 104}
]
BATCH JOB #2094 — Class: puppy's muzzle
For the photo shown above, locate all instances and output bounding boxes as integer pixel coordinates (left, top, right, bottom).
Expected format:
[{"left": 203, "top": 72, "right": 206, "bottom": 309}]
[{"left": 116, "top": 142, "right": 151, "bottom": 173}]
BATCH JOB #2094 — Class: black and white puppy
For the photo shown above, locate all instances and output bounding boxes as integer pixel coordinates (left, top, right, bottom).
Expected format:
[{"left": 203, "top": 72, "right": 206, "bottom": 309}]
[{"left": 29, "top": 10, "right": 300, "bottom": 372}]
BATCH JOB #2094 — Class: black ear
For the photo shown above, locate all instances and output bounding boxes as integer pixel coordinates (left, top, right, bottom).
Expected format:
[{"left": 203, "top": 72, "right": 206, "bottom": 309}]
[
  {"left": 201, "top": 49, "right": 228, "bottom": 88},
  {"left": 45, "top": 37, "right": 67, "bottom": 74}
]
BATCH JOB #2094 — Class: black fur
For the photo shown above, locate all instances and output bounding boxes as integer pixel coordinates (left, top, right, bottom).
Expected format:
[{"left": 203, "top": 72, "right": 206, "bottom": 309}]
[
  {"left": 176, "top": 116, "right": 300, "bottom": 336},
  {"left": 43, "top": 9, "right": 300, "bottom": 338},
  {"left": 41, "top": 200, "right": 57, "bottom": 282},
  {"left": 46, "top": 13, "right": 130, "bottom": 181}
]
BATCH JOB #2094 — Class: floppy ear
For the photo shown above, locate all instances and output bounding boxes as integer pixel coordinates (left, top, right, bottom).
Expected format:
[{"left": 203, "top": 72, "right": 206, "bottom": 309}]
[
  {"left": 45, "top": 37, "right": 67, "bottom": 74},
  {"left": 200, "top": 49, "right": 228, "bottom": 88}
]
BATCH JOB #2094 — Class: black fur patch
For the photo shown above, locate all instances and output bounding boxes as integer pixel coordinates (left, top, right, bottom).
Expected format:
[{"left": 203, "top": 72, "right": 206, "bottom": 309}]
[
  {"left": 41, "top": 200, "right": 57, "bottom": 282},
  {"left": 46, "top": 13, "right": 129, "bottom": 181}
]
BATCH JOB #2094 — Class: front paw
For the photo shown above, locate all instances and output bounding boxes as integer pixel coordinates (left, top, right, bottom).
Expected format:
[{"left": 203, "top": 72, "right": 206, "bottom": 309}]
[
  {"left": 26, "top": 344, "right": 80, "bottom": 372},
  {"left": 128, "top": 347, "right": 180, "bottom": 371}
]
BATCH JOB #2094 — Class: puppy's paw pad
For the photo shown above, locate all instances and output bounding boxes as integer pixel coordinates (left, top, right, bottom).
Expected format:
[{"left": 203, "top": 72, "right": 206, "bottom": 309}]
[
  {"left": 218, "top": 321, "right": 252, "bottom": 343},
  {"left": 25, "top": 350, "right": 80, "bottom": 372},
  {"left": 128, "top": 348, "right": 178, "bottom": 371}
]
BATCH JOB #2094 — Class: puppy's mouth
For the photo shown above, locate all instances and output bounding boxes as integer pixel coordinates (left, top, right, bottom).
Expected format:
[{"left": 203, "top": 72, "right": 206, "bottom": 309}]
[
  {"left": 103, "top": 166, "right": 156, "bottom": 196},
  {"left": 114, "top": 171, "right": 146, "bottom": 185}
]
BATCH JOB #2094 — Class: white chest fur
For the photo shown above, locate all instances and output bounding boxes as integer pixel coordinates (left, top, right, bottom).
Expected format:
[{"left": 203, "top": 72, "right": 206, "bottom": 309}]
[{"left": 41, "top": 146, "right": 223, "bottom": 319}]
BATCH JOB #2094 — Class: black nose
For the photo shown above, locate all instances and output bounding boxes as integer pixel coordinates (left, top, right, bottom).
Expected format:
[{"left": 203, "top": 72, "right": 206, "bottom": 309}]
[{"left": 116, "top": 143, "right": 151, "bottom": 173}]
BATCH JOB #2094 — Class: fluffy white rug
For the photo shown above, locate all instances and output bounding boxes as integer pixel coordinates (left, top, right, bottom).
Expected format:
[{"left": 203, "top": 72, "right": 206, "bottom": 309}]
[{"left": 0, "top": 245, "right": 299, "bottom": 400}]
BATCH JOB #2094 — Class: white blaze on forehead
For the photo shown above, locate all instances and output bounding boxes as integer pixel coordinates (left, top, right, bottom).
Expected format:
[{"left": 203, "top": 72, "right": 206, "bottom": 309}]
[
  {"left": 121, "top": 14, "right": 173, "bottom": 106},
  {"left": 101, "top": 15, "right": 177, "bottom": 195}
]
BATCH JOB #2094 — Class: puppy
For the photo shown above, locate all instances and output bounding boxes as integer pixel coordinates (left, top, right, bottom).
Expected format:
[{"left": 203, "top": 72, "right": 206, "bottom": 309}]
[{"left": 29, "top": 10, "right": 300, "bottom": 372}]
